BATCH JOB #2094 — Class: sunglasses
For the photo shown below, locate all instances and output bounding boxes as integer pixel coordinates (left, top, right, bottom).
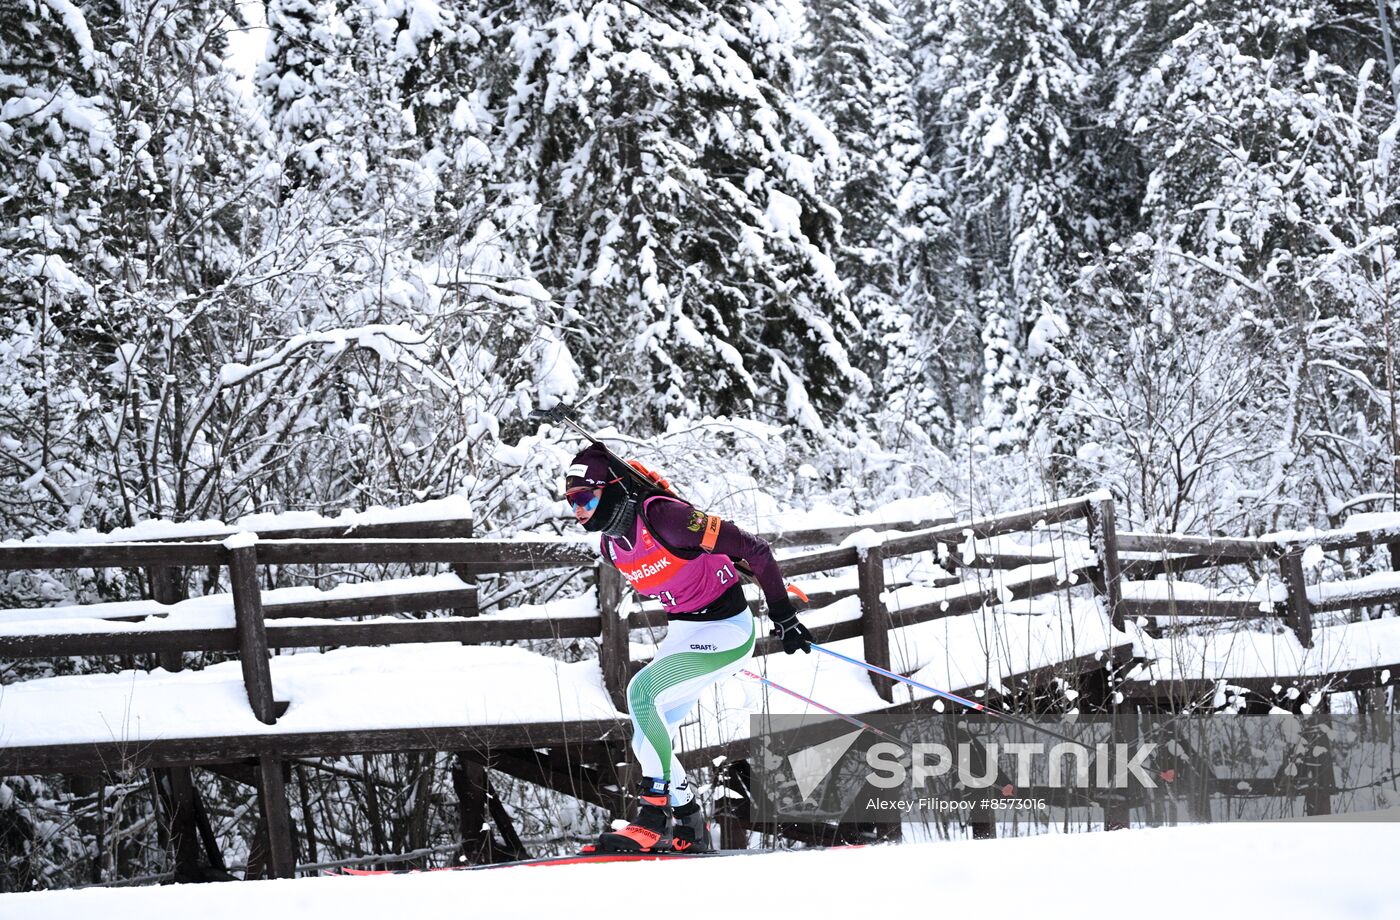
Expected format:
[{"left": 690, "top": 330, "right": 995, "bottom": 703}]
[{"left": 566, "top": 489, "right": 601, "bottom": 513}]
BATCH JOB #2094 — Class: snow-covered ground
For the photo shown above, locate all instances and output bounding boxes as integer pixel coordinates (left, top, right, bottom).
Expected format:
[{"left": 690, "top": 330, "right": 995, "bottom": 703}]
[{"left": 4, "top": 822, "right": 1395, "bottom": 920}]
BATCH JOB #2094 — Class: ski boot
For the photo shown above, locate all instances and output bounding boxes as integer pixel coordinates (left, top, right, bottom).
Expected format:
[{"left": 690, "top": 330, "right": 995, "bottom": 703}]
[
  {"left": 594, "top": 779, "right": 672, "bottom": 853},
  {"left": 669, "top": 800, "right": 711, "bottom": 853}
]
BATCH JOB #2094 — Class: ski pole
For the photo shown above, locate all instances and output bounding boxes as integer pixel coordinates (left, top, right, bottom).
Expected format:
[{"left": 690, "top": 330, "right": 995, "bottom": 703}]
[
  {"left": 809, "top": 643, "right": 1093, "bottom": 749},
  {"left": 809, "top": 643, "right": 985, "bottom": 711},
  {"left": 738, "top": 669, "right": 905, "bottom": 747}
]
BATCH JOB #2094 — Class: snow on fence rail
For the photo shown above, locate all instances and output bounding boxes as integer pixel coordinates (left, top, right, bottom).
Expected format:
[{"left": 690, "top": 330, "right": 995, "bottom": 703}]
[
  {"left": 1112, "top": 522, "right": 1400, "bottom": 649},
  {"left": 0, "top": 497, "right": 475, "bottom": 546}
]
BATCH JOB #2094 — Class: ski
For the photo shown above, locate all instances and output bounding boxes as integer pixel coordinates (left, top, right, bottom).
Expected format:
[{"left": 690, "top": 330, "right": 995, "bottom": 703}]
[{"left": 330, "top": 845, "right": 861, "bottom": 875}]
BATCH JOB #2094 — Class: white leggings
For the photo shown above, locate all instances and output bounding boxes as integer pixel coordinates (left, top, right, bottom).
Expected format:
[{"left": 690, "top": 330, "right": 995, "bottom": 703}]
[{"left": 627, "top": 612, "right": 756, "bottom": 789}]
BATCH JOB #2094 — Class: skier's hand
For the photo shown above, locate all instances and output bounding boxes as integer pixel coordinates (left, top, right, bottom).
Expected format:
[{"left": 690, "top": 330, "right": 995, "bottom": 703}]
[{"left": 770, "top": 610, "right": 813, "bottom": 655}]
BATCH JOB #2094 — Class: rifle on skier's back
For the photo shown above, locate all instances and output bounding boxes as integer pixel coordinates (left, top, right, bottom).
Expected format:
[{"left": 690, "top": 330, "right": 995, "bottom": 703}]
[{"left": 526, "top": 403, "right": 809, "bottom": 605}]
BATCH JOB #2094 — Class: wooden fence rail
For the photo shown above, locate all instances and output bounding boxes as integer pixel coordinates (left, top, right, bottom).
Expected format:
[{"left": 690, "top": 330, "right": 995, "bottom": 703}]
[
  {"left": 1111, "top": 524, "right": 1400, "bottom": 648},
  {"left": 0, "top": 493, "right": 1138, "bottom": 876}
]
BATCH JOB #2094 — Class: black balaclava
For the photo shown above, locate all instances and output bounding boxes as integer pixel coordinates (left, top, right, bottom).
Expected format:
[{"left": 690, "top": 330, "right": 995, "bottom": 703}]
[{"left": 583, "top": 479, "right": 638, "bottom": 539}]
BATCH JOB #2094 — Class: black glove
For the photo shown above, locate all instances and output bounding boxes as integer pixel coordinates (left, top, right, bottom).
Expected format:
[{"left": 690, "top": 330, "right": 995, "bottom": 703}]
[{"left": 769, "top": 608, "right": 813, "bottom": 655}]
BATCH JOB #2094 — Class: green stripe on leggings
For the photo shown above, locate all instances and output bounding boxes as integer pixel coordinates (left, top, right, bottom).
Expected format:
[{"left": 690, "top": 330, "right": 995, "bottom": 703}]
[{"left": 628, "top": 617, "right": 756, "bottom": 782}]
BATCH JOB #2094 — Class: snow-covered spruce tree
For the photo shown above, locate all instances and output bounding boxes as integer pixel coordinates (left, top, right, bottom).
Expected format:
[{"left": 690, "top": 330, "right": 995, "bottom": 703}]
[
  {"left": 799, "top": 0, "right": 952, "bottom": 450},
  {"left": 259, "top": 0, "right": 345, "bottom": 192},
  {"left": 912, "top": 0, "right": 1102, "bottom": 480},
  {"left": 0, "top": 0, "right": 273, "bottom": 887},
  {"left": 0, "top": 2, "right": 110, "bottom": 544},
  {"left": 0, "top": 0, "right": 262, "bottom": 540},
  {"left": 485, "top": 0, "right": 867, "bottom": 432},
  {"left": 247, "top": 0, "right": 583, "bottom": 531},
  {"left": 1082, "top": 0, "right": 1400, "bottom": 531}
]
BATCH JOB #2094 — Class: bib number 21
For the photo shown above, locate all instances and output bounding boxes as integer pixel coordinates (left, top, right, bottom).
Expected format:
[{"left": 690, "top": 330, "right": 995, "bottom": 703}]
[{"left": 716, "top": 563, "right": 736, "bottom": 585}]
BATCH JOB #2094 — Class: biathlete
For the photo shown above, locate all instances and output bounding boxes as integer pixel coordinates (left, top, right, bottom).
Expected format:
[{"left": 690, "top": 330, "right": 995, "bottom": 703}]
[{"left": 563, "top": 443, "right": 813, "bottom": 853}]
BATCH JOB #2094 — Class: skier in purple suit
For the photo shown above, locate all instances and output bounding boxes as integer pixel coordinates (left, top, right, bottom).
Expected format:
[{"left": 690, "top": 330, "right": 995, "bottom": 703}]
[{"left": 563, "top": 443, "right": 813, "bottom": 853}]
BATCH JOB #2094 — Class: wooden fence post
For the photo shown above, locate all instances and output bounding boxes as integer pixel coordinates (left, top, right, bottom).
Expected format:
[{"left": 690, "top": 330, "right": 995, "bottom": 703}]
[
  {"left": 153, "top": 767, "right": 202, "bottom": 881},
  {"left": 1302, "top": 717, "right": 1335, "bottom": 817},
  {"left": 450, "top": 516, "right": 479, "bottom": 620},
  {"left": 955, "top": 724, "right": 997, "bottom": 839},
  {"left": 1390, "top": 542, "right": 1400, "bottom": 621},
  {"left": 256, "top": 755, "right": 295, "bottom": 879},
  {"left": 453, "top": 753, "right": 496, "bottom": 864},
  {"left": 597, "top": 564, "right": 630, "bottom": 711},
  {"left": 1088, "top": 498, "right": 1125, "bottom": 632},
  {"left": 1103, "top": 716, "right": 1132, "bottom": 831},
  {"left": 229, "top": 543, "right": 278, "bottom": 724},
  {"left": 716, "top": 761, "right": 750, "bottom": 850},
  {"left": 148, "top": 564, "right": 211, "bottom": 879},
  {"left": 1280, "top": 545, "right": 1314, "bottom": 649},
  {"left": 149, "top": 565, "right": 186, "bottom": 671},
  {"left": 857, "top": 545, "right": 893, "bottom": 703}
]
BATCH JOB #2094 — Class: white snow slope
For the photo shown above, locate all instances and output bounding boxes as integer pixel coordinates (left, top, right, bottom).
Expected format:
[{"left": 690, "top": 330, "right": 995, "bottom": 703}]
[{"left": 4, "top": 821, "right": 1395, "bottom": 920}]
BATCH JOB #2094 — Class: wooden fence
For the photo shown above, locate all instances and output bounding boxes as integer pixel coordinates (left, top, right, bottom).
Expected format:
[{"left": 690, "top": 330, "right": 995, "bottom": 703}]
[
  {"left": 0, "top": 496, "right": 1119, "bottom": 876},
  {"left": 1114, "top": 525, "right": 1400, "bottom": 649},
  {"left": 0, "top": 497, "right": 1110, "bottom": 723},
  {"left": 9, "top": 493, "right": 1396, "bottom": 877}
]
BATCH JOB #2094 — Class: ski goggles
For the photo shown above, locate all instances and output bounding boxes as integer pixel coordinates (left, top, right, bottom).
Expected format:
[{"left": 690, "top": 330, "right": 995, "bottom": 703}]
[{"left": 565, "top": 488, "right": 601, "bottom": 513}]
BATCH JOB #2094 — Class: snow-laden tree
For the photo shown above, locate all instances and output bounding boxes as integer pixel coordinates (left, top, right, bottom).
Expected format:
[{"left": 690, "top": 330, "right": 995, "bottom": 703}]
[
  {"left": 0, "top": 0, "right": 582, "bottom": 548},
  {"left": 799, "top": 0, "right": 951, "bottom": 448},
  {"left": 483, "top": 0, "right": 868, "bottom": 432},
  {"left": 801, "top": 0, "right": 917, "bottom": 296},
  {"left": 0, "top": 0, "right": 269, "bottom": 887},
  {"left": 243, "top": 0, "right": 583, "bottom": 528},
  {"left": 1077, "top": 0, "right": 1400, "bottom": 530},
  {"left": 259, "top": 0, "right": 498, "bottom": 227},
  {"left": 0, "top": 0, "right": 263, "bottom": 540},
  {"left": 259, "top": 0, "right": 343, "bottom": 191},
  {"left": 911, "top": 0, "right": 1106, "bottom": 473}
]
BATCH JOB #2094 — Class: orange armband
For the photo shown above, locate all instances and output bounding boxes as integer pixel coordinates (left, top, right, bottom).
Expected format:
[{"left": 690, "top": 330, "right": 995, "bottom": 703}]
[{"left": 700, "top": 514, "right": 722, "bottom": 552}]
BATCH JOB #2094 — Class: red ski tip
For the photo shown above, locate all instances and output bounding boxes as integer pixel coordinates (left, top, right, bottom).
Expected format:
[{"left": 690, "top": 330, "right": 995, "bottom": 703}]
[{"left": 1159, "top": 769, "right": 1176, "bottom": 783}]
